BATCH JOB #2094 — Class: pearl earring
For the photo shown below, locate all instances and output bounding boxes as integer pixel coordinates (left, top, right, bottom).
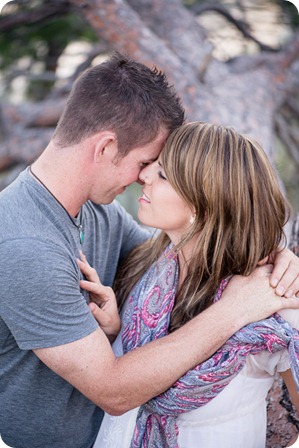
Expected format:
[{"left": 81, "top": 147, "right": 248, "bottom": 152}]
[{"left": 189, "top": 215, "right": 195, "bottom": 225}]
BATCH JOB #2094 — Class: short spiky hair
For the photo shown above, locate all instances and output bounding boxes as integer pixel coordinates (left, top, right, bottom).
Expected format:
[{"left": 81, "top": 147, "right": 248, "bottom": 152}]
[{"left": 53, "top": 52, "right": 185, "bottom": 155}]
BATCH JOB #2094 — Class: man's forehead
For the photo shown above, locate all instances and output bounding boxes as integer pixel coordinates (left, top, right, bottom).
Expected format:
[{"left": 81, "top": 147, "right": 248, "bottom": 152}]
[
  {"left": 129, "top": 129, "right": 168, "bottom": 160},
  {"left": 133, "top": 145, "right": 162, "bottom": 160},
  {"left": 142, "top": 153, "right": 159, "bottom": 163}
]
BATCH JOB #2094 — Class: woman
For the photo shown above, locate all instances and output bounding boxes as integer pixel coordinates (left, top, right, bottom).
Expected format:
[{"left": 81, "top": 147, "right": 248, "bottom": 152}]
[{"left": 79, "top": 122, "right": 299, "bottom": 448}]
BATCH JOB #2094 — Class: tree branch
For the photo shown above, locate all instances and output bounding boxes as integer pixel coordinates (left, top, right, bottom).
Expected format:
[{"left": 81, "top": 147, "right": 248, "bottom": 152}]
[
  {"left": 70, "top": 0, "right": 211, "bottom": 116},
  {"left": 189, "top": 2, "right": 277, "bottom": 52},
  {"left": 0, "top": 0, "right": 71, "bottom": 32},
  {"left": 127, "top": 0, "right": 213, "bottom": 77}
]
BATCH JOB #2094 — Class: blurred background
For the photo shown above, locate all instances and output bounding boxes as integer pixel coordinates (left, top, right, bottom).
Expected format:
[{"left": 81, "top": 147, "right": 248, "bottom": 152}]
[
  {"left": 1, "top": 1, "right": 299, "bottom": 446},
  {"left": 0, "top": 0, "right": 299, "bottom": 227}
]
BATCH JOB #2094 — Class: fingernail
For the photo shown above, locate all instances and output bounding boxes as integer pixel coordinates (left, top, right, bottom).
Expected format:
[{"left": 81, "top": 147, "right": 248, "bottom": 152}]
[
  {"left": 276, "top": 285, "right": 284, "bottom": 296},
  {"left": 284, "top": 289, "right": 294, "bottom": 298},
  {"left": 272, "top": 278, "right": 279, "bottom": 287},
  {"left": 89, "top": 302, "right": 96, "bottom": 312}
]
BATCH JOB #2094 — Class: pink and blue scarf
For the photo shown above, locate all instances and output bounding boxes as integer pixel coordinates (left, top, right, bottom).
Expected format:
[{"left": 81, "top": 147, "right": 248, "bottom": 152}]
[{"left": 121, "top": 245, "right": 299, "bottom": 448}]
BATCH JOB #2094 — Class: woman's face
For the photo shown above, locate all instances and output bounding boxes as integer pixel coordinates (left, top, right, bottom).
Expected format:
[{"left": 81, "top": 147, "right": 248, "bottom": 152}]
[{"left": 138, "top": 156, "right": 193, "bottom": 243}]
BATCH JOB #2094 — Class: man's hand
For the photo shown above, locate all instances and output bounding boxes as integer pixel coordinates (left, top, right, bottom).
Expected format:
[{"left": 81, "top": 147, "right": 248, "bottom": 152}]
[
  {"left": 269, "top": 248, "right": 299, "bottom": 298},
  {"left": 77, "top": 252, "right": 121, "bottom": 342},
  {"left": 221, "top": 264, "right": 299, "bottom": 328}
]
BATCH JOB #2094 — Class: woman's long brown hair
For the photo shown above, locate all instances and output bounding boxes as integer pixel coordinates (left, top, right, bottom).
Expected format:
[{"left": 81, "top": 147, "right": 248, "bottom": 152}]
[{"left": 115, "top": 122, "right": 290, "bottom": 332}]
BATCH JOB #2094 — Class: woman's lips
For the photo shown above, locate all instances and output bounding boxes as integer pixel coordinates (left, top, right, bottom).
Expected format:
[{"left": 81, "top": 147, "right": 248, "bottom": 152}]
[{"left": 139, "top": 192, "right": 151, "bottom": 203}]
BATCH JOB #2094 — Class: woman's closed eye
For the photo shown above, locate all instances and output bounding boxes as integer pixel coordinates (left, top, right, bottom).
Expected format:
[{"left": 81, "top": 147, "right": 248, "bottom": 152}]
[{"left": 158, "top": 170, "right": 167, "bottom": 180}]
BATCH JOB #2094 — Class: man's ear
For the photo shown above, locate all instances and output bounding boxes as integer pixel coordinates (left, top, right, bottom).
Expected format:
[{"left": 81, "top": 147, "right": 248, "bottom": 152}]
[{"left": 93, "top": 132, "right": 118, "bottom": 163}]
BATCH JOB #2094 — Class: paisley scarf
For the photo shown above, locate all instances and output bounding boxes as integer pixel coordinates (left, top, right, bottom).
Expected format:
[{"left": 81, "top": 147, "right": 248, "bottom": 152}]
[{"left": 121, "top": 244, "right": 299, "bottom": 448}]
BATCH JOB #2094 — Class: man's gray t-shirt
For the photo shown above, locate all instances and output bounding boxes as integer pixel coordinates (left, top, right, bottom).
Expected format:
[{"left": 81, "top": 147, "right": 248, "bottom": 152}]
[{"left": 0, "top": 168, "right": 150, "bottom": 448}]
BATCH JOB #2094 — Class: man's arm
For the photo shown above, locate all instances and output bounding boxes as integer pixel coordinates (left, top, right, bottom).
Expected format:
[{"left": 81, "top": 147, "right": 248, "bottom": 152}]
[{"left": 34, "top": 264, "right": 299, "bottom": 416}]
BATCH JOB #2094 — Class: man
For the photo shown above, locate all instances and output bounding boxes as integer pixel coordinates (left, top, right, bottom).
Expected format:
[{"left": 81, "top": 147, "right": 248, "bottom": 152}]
[{"left": 0, "top": 52, "right": 299, "bottom": 448}]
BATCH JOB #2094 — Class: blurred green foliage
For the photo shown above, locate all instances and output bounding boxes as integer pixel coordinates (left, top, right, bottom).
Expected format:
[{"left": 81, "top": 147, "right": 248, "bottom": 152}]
[
  {"left": 0, "top": 16, "right": 95, "bottom": 67},
  {"left": 0, "top": 3, "right": 97, "bottom": 99},
  {"left": 0, "top": 0, "right": 298, "bottom": 101}
]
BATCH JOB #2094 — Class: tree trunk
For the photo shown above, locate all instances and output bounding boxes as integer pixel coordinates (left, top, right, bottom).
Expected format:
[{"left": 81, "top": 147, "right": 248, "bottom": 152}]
[{"left": 0, "top": 2, "right": 299, "bottom": 442}]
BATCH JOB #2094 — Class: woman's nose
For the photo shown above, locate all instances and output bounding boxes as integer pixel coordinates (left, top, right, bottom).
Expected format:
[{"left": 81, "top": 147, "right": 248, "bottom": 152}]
[{"left": 138, "top": 165, "right": 151, "bottom": 184}]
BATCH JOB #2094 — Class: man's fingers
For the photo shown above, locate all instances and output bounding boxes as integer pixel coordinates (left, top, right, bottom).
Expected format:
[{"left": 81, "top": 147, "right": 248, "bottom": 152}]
[
  {"left": 80, "top": 279, "right": 106, "bottom": 299},
  {"left": 271, "top": 261, "right": 299, "bottom": 297},
  {"left": 270, "top": 248, "right": 299, "bottom": 296},
  {"left": 88, "top": 302, "right": 105, "bottom": 323},
  {"left": 283, "top": 275, "right": 299, "bottom": 298}
]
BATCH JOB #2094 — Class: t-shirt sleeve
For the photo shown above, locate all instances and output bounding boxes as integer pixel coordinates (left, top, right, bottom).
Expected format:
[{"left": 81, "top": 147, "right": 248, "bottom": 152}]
[{"left": 0, "top": 238, "right": 98, "bottom": 350}]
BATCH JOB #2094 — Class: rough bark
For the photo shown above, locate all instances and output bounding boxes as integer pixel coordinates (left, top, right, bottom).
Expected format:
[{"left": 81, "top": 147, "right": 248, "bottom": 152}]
[
  {"left": 1, "top": 0, "right": 299, "bottom": 167},
  {"left": 0, "top": 1, "right": 299, "bottom": 443}
]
